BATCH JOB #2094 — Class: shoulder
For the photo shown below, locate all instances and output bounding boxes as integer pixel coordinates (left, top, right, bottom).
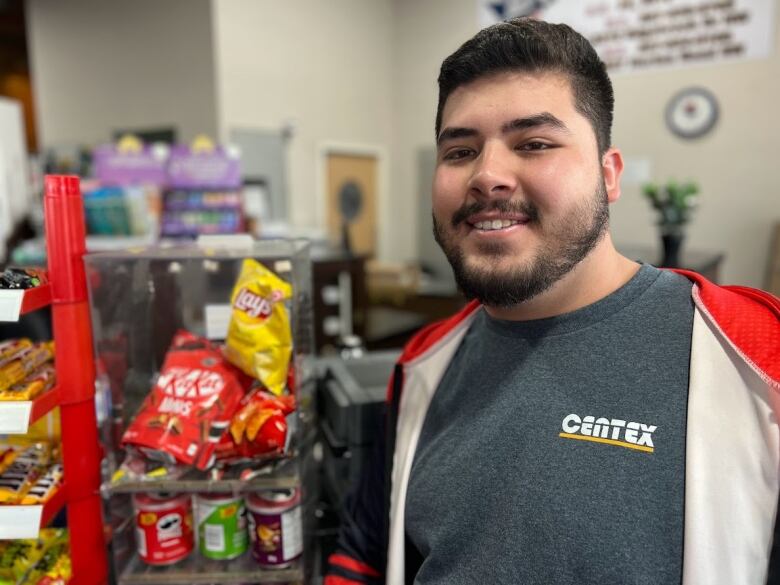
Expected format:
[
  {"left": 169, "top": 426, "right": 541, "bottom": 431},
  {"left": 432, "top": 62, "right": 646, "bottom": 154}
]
[
  {"left": 669, "top": 269, "right": 780, "bottom": 386},
  {"left": 398, "top": 300, "right": 481, "bottom": 364}
]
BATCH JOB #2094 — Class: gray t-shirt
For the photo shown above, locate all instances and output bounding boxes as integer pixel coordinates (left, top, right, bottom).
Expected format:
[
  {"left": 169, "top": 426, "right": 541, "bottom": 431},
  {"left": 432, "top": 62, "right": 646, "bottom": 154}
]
[{"left": 406, "top": 264, "right": 695, "bottom": 585}]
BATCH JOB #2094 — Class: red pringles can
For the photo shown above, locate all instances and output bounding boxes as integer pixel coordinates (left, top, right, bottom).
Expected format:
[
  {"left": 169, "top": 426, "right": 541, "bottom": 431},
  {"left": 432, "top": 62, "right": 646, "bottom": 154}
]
[
  {"left": 246, "top": 487, "right": 303, "bottom": 568},
  {"left": 133, "top": 492, "right": 194, "bottom": 565}
]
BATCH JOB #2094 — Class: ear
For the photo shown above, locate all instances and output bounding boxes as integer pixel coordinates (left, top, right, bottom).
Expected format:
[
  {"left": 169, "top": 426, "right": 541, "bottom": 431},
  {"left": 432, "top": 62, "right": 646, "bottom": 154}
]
[{"left": 601, "top": 147, "right": 624, "bottom": 204}]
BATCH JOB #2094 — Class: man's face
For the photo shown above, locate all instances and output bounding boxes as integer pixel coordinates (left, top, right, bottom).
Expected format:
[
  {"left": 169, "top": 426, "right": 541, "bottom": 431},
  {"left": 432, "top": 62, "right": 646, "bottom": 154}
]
[{"left": 433, "top": 70, "right": 611, "bottom": 308}]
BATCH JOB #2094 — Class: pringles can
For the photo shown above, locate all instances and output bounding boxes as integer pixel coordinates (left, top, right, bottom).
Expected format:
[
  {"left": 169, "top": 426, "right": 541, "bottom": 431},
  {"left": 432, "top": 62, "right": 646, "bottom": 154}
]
[
  {"left": 246, "top": 487, "right": 302, "bottom": 568},
  {"left": 133, "top": 492, "right": 194, "bottom": 565},
  {"left": 195, "top": 492, "right": 248, "bottom": 560}
]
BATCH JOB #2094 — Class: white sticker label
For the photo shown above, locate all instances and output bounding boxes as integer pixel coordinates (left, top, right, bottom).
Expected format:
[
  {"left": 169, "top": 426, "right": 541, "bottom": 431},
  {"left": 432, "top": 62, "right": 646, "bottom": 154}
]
[
  {"left": 281, "top": 506, "right": 303, "bottom": 561},
  {"left": 204, "top": 523, "right": 225, "bottom": 552},
  {"left": 136, "top": 528, "right": 147, "bottom": 557},
  {"left": 204, "top": 304, "right": 232, "bottom": 340},
  {"left": 0, "top": 505, "right": 43, "bottom": 539},
  {"left": 0, "top": 290, "right": 24, "bottom": 322},
  {"left": 0, "top": 401, "right": 32, "bottom": 434}
]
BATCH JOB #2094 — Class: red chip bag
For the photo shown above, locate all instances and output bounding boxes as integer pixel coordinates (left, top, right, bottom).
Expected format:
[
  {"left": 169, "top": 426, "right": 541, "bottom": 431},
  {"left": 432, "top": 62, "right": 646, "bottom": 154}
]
[
  {"left": 215, "top": 389, "right": 295, "bottom": 463},
  {"left": 122, "top": 331, "right": 250, "bottom": 469}
]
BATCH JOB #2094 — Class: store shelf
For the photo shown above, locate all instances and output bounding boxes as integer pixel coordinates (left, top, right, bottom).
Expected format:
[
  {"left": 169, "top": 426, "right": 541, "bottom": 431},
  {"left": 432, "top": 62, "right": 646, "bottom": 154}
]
[
  {"left": 0, "top": 283, "right": 52, "bottom": 322},
  {"left": 0, "top": 483, "right": 66, "bottom": 539},
  {"left": 40, "top": 481, "right": 66, "bottom": 527},
  {"left": 86, "top": 234, "right": 157, "bottom": 252},
  {"left": 107, "top": 457, "right": 299, "bottom": 495},
  {"left": 118, "top": 553, "right": 302, "bottom": 585},
  {"left": 0, "top": 387, "right": 60, "bottom": 434}
]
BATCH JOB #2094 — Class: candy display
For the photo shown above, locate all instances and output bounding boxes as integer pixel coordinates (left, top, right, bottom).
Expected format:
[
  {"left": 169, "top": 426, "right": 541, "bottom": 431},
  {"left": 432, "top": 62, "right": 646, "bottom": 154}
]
[
  {"left": 0, "top": 447, "right": 17, "bottom": 476},
  {"left": 84, "top": 242, "right": 311, "bottom": 579},
  {"left": 18, "top": 530, "right": 70, "bottom": 585},
  {"left": 20, "top": 465, "right": 63, "bottom": 505},
  {"left": 164, "top": 190, "right": 243, "bottom": 211},
  {"left": 194, "top": 493, "right": 248, "bottom": 560},
  {"left": 224, "top": 259, "right": 293, "bottom": 396},
  {"left": 0, "top": 529, "right": 66, "bottom": 585},
  {"left": 83, "top": 185, "right": 160, "bottom": 237},
  {"left": 246, "top": 488, "right": 303, "bottom": 568},
  {"left": 132, "top": 493, "right": 194, "bottom": 566},
  {"left": 0, "top": 344, "right": 55, "bottom": 394},
  {"left": 121, "top": 332, "right": 251, "bottom": 470},
  {"left": 0, "top": 269, "right": 46, "bottom": 291},
  {"left": 0, "top": 442, "right": 61, "bottom": 505},
  {"left": 0, "top": 341, "right": 33, "bottom": 364},
  {"left": 161, "top": 209, "right": 244, "bottom": 238},
  {"left": 110, "top": 451, "right": 188, "bottom": 485},
  {"left": 0, "top": 365, "right": 56, "bottom": 402}
]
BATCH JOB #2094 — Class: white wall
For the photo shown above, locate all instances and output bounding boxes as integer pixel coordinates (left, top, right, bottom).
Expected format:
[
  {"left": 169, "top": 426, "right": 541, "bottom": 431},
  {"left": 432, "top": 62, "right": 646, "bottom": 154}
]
[
  {"left": 391, "top": 1, "right": 780, "bottom": 287},
  {"left": 26, "top": 0, "right": 218, "bottom": 148},
  {"left": 24, "top": 1, "right": 779, "bottom": 286},
  {"left": 609, "top": 14, "right": 780, "bottom": 288},
  {"left": 391, "top": 0, "right": 478, "bottom": 263},
  {"left": 211, "top": 0, "right": 394, "bottom": 253}
]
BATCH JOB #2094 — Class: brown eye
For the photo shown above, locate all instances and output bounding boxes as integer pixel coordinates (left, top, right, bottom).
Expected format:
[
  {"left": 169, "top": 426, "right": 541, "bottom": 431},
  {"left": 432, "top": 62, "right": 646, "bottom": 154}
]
[
  {"left": 518, "top": 142, "right": 550, "bottom": 151},
  {"left": 444, "top": 148, "right": 474, "bottom": 161}
]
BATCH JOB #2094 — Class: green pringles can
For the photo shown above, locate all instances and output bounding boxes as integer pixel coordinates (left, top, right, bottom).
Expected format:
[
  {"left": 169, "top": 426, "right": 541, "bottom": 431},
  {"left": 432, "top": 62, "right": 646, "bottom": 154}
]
[{"left": 194, "top": 493, "right": 248, "bottom": 560}]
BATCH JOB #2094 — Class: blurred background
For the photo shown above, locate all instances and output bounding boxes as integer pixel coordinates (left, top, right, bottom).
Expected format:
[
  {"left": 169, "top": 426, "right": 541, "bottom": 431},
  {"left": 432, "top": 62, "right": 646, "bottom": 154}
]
[
  {"left": 1, "top": 0, "right": 779, "bottom": 352},
  {"left": 1, "top": 2, "right": 779, "bottom": 577}
]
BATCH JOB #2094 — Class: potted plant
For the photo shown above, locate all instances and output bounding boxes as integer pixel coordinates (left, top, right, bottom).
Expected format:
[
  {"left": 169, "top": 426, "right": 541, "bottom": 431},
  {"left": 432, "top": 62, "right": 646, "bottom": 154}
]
[{"left": 642, "top": 180, "right": 699, "bottom": 267}]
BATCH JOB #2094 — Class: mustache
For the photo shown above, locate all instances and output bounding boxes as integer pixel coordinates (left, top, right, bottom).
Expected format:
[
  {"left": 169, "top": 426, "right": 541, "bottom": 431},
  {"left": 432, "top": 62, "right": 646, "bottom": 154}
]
[{"left": 451, "top": 199, "right": 540, "bottom": 228}]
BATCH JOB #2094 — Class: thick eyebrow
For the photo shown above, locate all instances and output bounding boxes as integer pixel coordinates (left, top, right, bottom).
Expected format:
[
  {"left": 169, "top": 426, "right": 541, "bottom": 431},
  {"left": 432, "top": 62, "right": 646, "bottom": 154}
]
[
  {"left": 501, "top": 112, "right": 570, "bottom": 134},
  {"left": 436, "top": 126, "right": 478, "bottom": 145},
  {"left": 437, "top": 112, "right": 570, "bottom": 145}
]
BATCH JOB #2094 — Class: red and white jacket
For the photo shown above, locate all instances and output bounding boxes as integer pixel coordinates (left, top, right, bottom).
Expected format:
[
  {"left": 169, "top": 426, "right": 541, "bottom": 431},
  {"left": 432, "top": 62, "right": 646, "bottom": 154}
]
[{"left": 326, "top": 271, "right": 780, "bottom": 585}]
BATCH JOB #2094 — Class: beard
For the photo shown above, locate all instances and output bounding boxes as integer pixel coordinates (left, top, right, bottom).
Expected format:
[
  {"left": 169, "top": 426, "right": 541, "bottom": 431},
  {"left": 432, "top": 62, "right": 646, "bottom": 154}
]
[{"left": 432, "top": 180, "right": 610, "bottom": 308}]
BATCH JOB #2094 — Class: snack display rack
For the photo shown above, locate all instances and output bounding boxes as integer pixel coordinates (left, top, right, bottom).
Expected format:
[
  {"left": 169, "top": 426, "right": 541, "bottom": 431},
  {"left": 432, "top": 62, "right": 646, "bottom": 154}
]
[
  {"left": 0, "top": 381, "right": 60, "bottom": 436},
  {"left": 85, "top": 239, "right": 316, "bottom": 584},
  {"left": 0, "top": 175, "right": 108, "bottom": 583}
]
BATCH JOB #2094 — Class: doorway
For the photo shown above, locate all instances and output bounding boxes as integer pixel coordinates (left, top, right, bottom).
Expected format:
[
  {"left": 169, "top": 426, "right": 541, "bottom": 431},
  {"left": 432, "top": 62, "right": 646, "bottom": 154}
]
[{"left": 325, "top": 152, "right": 378, "bottom": 257}]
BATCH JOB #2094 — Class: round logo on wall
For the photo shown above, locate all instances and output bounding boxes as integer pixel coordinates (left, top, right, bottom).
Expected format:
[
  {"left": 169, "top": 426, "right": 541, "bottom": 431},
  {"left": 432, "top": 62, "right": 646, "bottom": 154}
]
[{"left": 665, "top": 87, "right": 720, "bottom": 140}]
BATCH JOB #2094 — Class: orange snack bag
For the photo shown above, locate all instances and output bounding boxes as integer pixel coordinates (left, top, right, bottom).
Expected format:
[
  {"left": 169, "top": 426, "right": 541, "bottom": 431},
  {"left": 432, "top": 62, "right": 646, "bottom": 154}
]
[{"left": 223, "top": 259, "right": 293, "bottom": 396}]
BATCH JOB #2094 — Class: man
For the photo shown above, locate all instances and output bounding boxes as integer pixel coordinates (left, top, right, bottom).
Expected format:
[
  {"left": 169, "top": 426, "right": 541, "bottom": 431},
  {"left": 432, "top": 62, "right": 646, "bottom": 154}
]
[{"left": 326, "top": 18, "right": 780, "bottom": 585}]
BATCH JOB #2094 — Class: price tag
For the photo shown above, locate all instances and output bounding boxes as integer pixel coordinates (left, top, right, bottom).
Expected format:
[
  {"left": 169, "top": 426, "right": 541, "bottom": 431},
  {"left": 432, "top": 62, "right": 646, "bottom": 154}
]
[
  {"left": 0, "top": 505, "right": 43, "bottom": 539},
  {"left": 0, "top": 401, "right": 33, "bottom": 434},
  {"left": 0, "top": 290, "right": 24, "bottom": 321}
]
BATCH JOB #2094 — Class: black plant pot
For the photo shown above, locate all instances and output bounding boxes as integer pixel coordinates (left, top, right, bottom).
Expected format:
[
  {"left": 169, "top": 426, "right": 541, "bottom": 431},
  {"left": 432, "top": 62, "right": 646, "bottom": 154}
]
[{"left": 661, "top": 233, "right": 685, "bottom": 268}]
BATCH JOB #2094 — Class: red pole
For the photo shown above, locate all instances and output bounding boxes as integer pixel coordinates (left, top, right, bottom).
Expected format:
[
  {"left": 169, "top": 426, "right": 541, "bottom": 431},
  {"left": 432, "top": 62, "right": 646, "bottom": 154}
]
[{"left": 44, "top": 175, "right": 108, "bottom": 585}]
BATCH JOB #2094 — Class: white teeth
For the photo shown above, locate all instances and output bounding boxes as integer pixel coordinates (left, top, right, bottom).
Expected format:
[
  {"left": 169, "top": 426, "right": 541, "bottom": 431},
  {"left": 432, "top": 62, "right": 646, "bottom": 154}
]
[{"left": 473, "top": 219, "right": 520, "bottom": 231}]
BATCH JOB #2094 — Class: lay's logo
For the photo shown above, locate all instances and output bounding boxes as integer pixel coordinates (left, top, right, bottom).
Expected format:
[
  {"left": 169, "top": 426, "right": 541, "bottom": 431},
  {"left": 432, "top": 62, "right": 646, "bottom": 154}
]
[{"left": 233, "top": 287, "right": 282, "bottom": 319}]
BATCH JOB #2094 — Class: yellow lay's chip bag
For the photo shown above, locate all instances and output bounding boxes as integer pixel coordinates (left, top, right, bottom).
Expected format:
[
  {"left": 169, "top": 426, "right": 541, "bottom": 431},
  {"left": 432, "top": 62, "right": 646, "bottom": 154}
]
[{"left": 224, "top": 259, "right": 293, "bottom": 395}]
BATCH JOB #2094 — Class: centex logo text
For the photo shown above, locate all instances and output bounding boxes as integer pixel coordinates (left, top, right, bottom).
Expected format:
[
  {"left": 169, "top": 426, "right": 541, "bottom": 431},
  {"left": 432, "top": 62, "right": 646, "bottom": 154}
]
[{"left": 560, "top": 414, "right": 657, "bottom": 453}]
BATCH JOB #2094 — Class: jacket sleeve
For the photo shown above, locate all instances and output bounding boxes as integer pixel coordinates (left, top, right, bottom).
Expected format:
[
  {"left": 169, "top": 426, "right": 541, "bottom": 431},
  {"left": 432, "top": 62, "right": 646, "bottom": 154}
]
[{"left": 324, "top": 406, "right": 388, "bottom": 584}]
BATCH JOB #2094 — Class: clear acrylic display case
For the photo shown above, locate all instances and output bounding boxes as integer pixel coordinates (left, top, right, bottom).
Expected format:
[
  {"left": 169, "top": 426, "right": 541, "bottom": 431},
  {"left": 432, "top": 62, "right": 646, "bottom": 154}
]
[{"left": 84, "top": 240, "right": 316, "bottom": 585}]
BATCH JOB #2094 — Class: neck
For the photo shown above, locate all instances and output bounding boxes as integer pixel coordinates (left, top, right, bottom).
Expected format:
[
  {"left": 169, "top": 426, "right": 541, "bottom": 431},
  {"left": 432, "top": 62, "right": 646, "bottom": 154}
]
[{"left": 483, "top": 236, "right": 640, "bottom": 321}]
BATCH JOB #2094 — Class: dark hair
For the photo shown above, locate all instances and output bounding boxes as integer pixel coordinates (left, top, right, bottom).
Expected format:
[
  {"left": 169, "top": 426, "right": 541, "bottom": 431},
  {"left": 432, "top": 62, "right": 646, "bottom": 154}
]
[{"left": 436, "top": 18, "right": 614, "bottom": 155}]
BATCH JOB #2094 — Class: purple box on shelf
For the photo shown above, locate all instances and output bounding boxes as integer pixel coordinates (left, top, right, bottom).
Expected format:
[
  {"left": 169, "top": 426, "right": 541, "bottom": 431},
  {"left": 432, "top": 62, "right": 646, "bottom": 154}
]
[
  {"left": 93, "top": 144, "right": 168, "bottom": 186},
  {"left": 167, "top": 146, "right": 242, "bottom": 190},
  {"left": 161, "top": 209, "right": 242, "bottom": 237}
]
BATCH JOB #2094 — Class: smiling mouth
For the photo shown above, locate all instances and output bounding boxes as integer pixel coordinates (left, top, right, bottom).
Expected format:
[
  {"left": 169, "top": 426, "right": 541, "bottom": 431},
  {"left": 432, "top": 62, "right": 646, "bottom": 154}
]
[{"left": 468, "top": 218, "right": 531, "bottom": 232}]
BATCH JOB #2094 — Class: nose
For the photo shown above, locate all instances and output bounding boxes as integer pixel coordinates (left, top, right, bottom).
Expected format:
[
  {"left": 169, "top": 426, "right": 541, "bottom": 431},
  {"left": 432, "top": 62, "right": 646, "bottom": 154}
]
[{"left": 467, "top": 142, "right": 518, "bottom": 199}]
